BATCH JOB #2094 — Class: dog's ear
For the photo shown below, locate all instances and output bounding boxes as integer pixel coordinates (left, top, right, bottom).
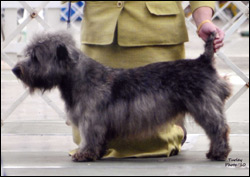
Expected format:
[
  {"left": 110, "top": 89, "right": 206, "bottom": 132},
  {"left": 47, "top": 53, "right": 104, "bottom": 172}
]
[
  {"left": 33, "top": 46, "right": 46, "bottom": 63},
  {"left": 56, "top": 44, "right": 68, "bottom": 60}
]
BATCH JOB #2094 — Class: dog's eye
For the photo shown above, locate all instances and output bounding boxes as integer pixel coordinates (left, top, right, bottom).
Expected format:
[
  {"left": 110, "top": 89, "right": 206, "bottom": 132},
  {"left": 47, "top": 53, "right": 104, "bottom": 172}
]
[{"left": 32, "top": 56, "right": 39, "bottom": 63}]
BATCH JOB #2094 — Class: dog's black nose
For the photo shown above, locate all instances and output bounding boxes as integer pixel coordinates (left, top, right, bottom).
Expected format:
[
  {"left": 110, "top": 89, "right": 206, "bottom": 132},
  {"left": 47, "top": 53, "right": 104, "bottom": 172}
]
[{"left": 12, "top": 66, "right": 22, "bottom": 78}]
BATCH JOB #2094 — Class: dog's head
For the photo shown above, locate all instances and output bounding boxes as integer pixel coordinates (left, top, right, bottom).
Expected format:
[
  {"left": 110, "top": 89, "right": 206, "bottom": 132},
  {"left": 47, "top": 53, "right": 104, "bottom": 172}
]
[{"left": 12, "top": 31, "right": 79, "bottom": 93}]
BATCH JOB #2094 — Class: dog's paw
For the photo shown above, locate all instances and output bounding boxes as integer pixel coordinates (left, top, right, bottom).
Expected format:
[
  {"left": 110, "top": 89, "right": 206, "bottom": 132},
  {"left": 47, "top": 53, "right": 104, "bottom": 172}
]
[
  {"left": 72, "top": 151, "right": 97, "bottom": 162},
  {"left": 206, "top": 149, "right": 230, "bottom": 161}
]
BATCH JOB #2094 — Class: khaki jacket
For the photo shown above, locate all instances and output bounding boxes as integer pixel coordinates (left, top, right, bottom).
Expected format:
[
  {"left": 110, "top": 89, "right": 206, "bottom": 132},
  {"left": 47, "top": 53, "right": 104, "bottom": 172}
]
[{"left": 81, "top": 1, "right": 215, "bottom": 46}]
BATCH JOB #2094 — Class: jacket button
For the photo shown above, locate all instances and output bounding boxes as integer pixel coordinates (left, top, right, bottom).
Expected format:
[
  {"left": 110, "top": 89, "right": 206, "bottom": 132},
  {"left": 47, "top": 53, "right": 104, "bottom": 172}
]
[{"left": 117, "top": 1, "right": 123, "bottom": 8}]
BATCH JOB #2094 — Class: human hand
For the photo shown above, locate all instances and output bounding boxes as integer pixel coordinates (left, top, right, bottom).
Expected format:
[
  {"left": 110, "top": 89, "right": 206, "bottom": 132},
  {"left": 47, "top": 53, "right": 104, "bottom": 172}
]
[{"left": 198, "top": 22, "right": 225, "bottom": 52}]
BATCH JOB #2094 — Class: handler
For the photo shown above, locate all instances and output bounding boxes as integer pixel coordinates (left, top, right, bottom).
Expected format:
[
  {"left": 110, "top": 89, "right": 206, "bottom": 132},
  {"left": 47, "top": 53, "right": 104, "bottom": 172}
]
[{"left": 70, "top": 1, "right": 224, "bottom": 158}]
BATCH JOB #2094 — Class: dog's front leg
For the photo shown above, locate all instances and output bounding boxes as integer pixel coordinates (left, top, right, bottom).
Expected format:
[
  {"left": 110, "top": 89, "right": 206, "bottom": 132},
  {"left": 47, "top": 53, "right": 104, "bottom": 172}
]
[{"left": 72, "top": 117, "right": 107, "bottom": 162}]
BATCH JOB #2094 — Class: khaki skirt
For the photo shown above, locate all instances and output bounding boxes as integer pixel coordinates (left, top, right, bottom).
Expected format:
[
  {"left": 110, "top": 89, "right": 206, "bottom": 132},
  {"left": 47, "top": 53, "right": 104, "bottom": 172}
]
[
  {"left": 70, "top": 41, "right": 185, "bottom": 158},
  {"left": 81, "top": 41, "right": 185, "bottom": 69}
]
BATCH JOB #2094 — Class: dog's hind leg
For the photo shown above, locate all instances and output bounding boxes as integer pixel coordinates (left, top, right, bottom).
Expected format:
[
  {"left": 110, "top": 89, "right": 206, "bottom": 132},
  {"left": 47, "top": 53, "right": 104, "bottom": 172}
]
[{"left": 187, "top": 98, "right": 231, "bottom": 161}]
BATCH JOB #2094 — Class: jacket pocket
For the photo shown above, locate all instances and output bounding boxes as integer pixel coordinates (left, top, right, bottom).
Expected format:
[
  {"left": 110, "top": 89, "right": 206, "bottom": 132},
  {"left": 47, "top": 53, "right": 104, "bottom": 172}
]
[
  {"left": 146, "top": 2, "right": 180, "bottom": 16},
  {"left": 118, "top": 1, "right": 186, "bottom": 46}
]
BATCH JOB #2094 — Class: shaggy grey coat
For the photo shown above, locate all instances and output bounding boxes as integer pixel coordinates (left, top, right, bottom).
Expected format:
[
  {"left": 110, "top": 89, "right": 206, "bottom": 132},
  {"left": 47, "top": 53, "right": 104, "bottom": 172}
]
[{"left": 12, "top": 31, "right": 231, "bottom": 162}]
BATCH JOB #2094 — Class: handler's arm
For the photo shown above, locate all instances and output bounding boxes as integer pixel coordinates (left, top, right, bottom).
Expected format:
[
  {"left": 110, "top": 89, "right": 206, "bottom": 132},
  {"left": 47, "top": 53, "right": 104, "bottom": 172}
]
[{"left": 192, "top": 6, "right": 224, "bottom": 52}]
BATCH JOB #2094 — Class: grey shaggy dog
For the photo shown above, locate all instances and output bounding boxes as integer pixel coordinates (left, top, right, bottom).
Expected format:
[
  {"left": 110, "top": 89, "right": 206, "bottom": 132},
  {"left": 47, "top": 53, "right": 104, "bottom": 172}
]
[{"left": 12, "top": 31, "right": 232, "bottom": 162}]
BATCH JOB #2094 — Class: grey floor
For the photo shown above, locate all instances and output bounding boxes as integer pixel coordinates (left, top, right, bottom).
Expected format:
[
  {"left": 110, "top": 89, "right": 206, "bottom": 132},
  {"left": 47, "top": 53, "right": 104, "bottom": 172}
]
[{"left": 1, "top": 25, "right": 249, "bottom": 176}]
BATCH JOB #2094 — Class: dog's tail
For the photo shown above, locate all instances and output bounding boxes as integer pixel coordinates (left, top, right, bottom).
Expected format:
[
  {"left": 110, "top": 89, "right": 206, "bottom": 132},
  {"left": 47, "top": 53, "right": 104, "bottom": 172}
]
[{"left": 201, "top": 31, "right": 216, "bottom": 63}]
